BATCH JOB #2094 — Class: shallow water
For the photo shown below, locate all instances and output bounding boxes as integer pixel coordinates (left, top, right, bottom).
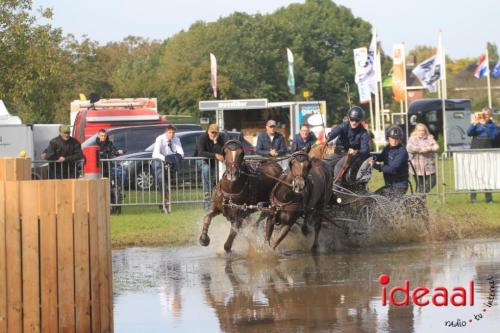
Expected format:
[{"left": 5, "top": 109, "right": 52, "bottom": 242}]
[{"left": 113, "top": 239, "right": 500, "bottom": 333}]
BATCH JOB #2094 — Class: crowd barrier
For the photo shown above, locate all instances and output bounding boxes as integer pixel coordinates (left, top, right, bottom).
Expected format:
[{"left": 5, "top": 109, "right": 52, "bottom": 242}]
[{"left": 29, "top": 149, "right": 500, "bottom": 212}]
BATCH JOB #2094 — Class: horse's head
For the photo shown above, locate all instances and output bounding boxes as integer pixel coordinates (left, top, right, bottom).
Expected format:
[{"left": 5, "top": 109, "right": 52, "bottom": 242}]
[
  {"left": 289, "top": 151, "right": 311, "bottom": 194},
  {"left": 222, "top": 140, "right": 245, "bottom": 181}
]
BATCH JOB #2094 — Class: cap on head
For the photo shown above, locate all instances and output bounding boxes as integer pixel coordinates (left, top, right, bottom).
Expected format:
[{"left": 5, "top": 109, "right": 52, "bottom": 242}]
[
  {"left": 348, "top": 106, "right": 365, "bottom": 122},
  {"left": 59, "top": 125, "right": 71, "bottom": 133},
  {"left": 208, "top": 124, "right": 219, "bottom": 132},
  {"left": 266, "top": 120, "right": 277, "bottom": 127},
  {"left": 387, "top": 126, "right": 404, "bottom": 140}
]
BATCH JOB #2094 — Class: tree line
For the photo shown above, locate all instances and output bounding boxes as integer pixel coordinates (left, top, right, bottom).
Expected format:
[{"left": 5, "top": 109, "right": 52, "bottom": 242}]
[{"left": 0, "top": 0, "right": 495, "bottom": 126}]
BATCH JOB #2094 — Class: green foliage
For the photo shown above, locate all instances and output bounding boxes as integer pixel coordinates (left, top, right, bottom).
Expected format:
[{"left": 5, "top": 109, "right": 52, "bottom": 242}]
[{"left": 487, "top": 42, "right": 498, "bottom": 63}]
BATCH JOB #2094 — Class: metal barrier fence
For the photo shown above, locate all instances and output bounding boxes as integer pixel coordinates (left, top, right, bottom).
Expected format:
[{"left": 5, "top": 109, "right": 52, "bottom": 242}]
[{"left": 31, "top": 149, "right": 500, "bottom": 212}]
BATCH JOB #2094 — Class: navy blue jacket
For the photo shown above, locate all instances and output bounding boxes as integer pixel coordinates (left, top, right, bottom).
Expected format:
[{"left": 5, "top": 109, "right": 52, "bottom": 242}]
[
  {"left": 256, "top": 132, "right": 287, "bottom": 157},
  {"left": 373, "top": 144, "right": 409, "bottom": 187},
  {"left": 291, "top": 132, "right": 317, "bottom": 153},
  {"left": 327, "top": 122, "right": 370, "bottom": 156}
]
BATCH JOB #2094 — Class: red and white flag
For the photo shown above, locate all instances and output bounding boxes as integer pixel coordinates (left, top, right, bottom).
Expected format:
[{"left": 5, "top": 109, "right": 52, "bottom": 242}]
[{"left": 210, "top": 53, "right": 217, "bottom": 98}]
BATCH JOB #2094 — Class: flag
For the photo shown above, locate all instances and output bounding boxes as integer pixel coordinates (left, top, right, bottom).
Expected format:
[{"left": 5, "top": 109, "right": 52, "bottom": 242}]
[
  {"left": 287, "top": 48, "right": 295, "bottom": 95},
  {"left": 493, "top": 60, "right": 500, "bottom": 78},
  {"left": 412, "top": 55, "right": 441, "bottom": 93},
  {"left": 353, "top": 47, "right": 371, "bottom": 103},
  {"left": 355, "top": 31, "right": 377, "bottom": 95},
  {"left": 210, "top": 53, "right": 217, "bottom": 98},
  {"left": 474, "top": 55, "right": 489, "bottom": 78},
  {"left": 79, "top": 93, "right": 87, "bottom": 101},
  {"left": 392, "top": 44, "right": 406, "bottom": 101}
]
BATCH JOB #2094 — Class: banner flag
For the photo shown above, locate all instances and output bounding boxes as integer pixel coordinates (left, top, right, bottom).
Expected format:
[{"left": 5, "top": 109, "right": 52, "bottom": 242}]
[
  {"left": 287, "top": 48, "right": 295, "bottom": 95},
  {"left": 210, "top": 53, "right": 217, "bottom": 98},
  {"left": 392, "top": 44, "right": 406, "bottom": 101}
]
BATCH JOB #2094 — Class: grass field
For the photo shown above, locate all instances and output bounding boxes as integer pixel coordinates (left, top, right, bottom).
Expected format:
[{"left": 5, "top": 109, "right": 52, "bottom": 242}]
[{"left": 110, "top": 157, "right": 500, "bottom": 248}]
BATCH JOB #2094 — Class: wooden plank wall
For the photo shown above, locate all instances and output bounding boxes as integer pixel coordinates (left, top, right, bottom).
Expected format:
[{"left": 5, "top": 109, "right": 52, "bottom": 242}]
[{"left": 0, "top": 173, "right": 113, "bottom": 333}]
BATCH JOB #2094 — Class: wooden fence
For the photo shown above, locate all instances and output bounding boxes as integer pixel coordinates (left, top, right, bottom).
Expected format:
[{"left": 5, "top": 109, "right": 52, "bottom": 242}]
[{"left": 0, "top": 158, "right": 113, "bottom": 333}]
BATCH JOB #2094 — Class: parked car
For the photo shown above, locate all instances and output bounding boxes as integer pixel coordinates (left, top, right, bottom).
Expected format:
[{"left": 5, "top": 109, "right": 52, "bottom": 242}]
[
  {"left": 114, "top": 130, "right": 255, "bottom": 190},
  {"left": 81, "top": 123, "right": 202, "bottom": 154}
]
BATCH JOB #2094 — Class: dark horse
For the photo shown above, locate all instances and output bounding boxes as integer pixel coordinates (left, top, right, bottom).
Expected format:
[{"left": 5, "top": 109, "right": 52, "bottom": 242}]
[
  {"left": 198, "top": 140, "right": 282, "bottom": 252},
  {"left": 265, "top": 151, "right": 332, "bottom": 251}
]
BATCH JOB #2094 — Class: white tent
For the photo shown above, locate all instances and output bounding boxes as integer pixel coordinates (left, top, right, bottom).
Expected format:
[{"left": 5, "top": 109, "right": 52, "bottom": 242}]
[{"left": 0, "top": 100, "right": 21, "bottom": 124}]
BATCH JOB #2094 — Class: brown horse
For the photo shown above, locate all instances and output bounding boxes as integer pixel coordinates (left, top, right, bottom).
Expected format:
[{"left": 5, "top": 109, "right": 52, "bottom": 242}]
[
  {"left": 199, "top": 140, "right": 282, "bottom": 253},
  {"left": 308, "top": 143, "right": 335, "bottom": 159},
  {"left": 265, "top": 151, "right": 333, "bottom": 251}
]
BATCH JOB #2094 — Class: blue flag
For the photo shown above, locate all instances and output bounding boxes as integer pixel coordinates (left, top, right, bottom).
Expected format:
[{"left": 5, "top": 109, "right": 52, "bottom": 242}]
[{"left": 492, "top": 60, "right": 500, "bottom": 78}]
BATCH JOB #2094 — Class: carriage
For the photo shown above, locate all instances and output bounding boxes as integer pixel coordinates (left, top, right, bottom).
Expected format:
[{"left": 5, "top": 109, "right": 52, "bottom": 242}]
[{"left": 199, "top": 141, "right": 430, "bottom": 252}]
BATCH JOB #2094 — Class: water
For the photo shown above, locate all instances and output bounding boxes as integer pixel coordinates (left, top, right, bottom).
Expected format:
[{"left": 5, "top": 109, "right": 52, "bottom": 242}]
[{"left": 113, "top": 239, "right": 500, "bottom": 333}]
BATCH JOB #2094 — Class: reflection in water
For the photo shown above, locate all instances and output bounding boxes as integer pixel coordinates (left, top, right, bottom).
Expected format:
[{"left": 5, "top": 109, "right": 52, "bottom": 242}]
[{"left": 113, "top": 240, "right": 500, "bottom": 333}]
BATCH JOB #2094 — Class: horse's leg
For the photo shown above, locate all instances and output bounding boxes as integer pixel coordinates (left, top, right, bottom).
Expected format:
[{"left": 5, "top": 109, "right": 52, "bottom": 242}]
[
  {"left": 199, "top": 202, "right": 220, "bottom": 246},
  {"left": 272, "top": 224, "right": 292, "bottom": 251},
  {"left": 224, "top": 218, "right": 242, "bottom": 253},
  {"left": 311, "top": 211, "right": 322, "bottom": 252},
  {"left": 265, "top": 214, "right": 276, "bottom": 246}
]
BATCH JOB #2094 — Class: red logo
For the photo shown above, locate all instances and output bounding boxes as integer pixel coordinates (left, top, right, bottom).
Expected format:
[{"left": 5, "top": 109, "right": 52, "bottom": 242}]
[{"left": 378, "top": 274, "right": 474, "bottom": 307}]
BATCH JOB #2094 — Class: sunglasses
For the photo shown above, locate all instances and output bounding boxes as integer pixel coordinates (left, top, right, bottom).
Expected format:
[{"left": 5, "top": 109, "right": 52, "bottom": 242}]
[
  {"left": 62, "top": 131, "right": 70, "bottom": 134},
  {"left": 268, "top": 125, "right": 276, "bottom": 128},
  {"left": 210, "top": 131, "right": 218, "bottom": 135},
  {"left": 349, "top": 119, "right": 361, "bottom": 123}
]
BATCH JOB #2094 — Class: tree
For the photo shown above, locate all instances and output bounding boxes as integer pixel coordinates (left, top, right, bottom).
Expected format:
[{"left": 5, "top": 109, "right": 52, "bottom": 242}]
[{"left": 487, "top": 42, "right": 498, "bottom": 63}]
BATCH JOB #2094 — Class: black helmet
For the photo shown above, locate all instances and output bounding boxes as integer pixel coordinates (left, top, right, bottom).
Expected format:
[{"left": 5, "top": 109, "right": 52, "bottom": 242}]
[
  {"left": 348, "top": 106, "right": 364, "bottom": 122},
  {"left": 386, "top": 126, "right": 404, "bottom": 140}
]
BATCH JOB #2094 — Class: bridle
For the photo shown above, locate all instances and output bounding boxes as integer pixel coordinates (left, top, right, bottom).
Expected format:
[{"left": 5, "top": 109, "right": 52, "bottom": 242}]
[
  {"left": 222, "top": 140, "right": 244, "bottom": 180},
  {"left": 288, "top": 151, "right": 310, "bottom": 194}
]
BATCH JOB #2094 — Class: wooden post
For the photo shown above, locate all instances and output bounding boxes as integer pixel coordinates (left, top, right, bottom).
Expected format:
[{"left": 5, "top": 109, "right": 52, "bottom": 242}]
[{"left": 0, "top": 158, "right": 113, "bottom": 333}]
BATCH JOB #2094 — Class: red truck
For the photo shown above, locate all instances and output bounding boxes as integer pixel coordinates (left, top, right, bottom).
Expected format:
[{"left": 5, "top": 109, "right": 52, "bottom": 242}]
[{"left": 70, "top": 97, "right": 167, "bottom": 143}]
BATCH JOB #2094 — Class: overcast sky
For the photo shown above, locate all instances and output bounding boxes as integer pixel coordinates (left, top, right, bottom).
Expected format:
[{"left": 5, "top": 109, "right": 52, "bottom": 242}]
[{"left": 34, "top": 0, "right": 499, "bottom": 59}]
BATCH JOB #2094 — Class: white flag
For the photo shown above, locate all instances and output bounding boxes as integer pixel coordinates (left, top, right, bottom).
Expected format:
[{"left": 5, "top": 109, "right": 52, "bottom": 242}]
[
  {"left": 353, "top": 47, "right": 371, "bottom": 103},
  {"left": 210, "top": 53, "right": 217, "bottom": 98},
  {"left": 355, "top": 30, "right": 377, "bottom": 94},
  {"left": 412, "top": 55, "right": 441, "bottom": 93}
]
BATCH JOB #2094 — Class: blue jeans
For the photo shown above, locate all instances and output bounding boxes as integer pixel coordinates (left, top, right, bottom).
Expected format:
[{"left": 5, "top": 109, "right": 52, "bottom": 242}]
[{"left": 197, "top": 160, "right": 214, "bottom": 194}]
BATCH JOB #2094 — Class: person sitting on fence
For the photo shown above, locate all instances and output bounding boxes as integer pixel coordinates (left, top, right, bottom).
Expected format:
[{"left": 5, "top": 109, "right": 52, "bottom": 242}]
[
  {"left": 44, "top": 125, "right": 83, "bottom": 179},
  {"left": 195, "top": 123, "right": 228, "bottom": 200},
  {"left": 325, "top": 106, "right": 370, "bottom": 184},
  {"left": 406, "top": 123, "right": 439, "bottom": 193},
  {"left": 291, "top": 123, "right": 317, "bottom": 153},
  {"left": 152, "top": 124, "right": 184, "bottom": 190},
  {"left": 256, "top": 120, "right": 287, "bottom": 157},
  {"left": 370, "top": 126, "right": 409, "bottom": 197},
  {"left": 467, "top": 107, "right": 499, "bottom": 203},
  {"left": 95, "top": 128, "right": 126, "bottom": 188}
]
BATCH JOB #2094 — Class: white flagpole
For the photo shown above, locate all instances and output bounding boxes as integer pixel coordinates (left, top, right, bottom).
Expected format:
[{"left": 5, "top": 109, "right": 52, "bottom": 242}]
[
  {"left": 486, "top": 46, "right": 492, "bottom": 108},
  {"left": 369, "top": 97, "right": 375, "bottom": 133},
  {"left": 439, "top": 29, "right": 448, "bottom": 151},
  {"left": 401, "top": 43, "right": 409, "bottom": 142},
  {"left": 377, "top": 50, "right": 385, "bottom": 133}
]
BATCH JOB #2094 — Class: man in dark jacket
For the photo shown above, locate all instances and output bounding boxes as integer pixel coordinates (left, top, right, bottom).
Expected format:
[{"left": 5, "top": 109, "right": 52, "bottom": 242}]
[
  {"left": 196, "top": 124, "right": 228, "bottom": 199},
  {"left": 256, "top": 120, "right": 287, "bottom": 157},
  {"left": 371, "top": 126, "right": 409, "bottom": 196},
  {"left": 95, "top": 128, "right": 126, "bottom": 188},
  {"left": 326, "top": 106, "right": 370, "bottom": 183},
  {"left": 291, "top": 124, "right": 317, "bottom": 153},
  {"left": 44, "top": 125, "right": 84, "bottom": 179}
]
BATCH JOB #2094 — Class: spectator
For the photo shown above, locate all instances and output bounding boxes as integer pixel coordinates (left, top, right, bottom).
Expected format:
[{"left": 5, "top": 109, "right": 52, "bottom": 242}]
[
  {"left": 95, "top": 128, "right": 126, "bottom": 188},
  {"left": 152, "top": 125, "right": 184, "bottom": 190},
  {"left": 467, "top": 107, "right": 499, "bottom": 203},
  {"left": 291, "top": 124, "right": 317, "bottom": 153},
  {"left": 407, "top": 123, "right": 439, "bottom": 193},
  {"left": 256, "top": 120, "right": 287, "bottom": 157},
  {"left": 370, "top": 126, "right": 409, "bottom": 196},
  {"left": 44, "top": 125, "right": 83, "bottom": 179},
  {"left": 196, "top": 124, "right": 228, "bottom": 200},
  {"left": 326, "top": 106, "right": 370, "bottom": 183}
]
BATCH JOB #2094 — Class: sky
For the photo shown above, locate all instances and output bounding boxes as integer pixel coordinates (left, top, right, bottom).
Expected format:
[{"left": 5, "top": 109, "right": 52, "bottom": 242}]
[{"left": 33, "top": 0, "right": 500, "bottom": 60}]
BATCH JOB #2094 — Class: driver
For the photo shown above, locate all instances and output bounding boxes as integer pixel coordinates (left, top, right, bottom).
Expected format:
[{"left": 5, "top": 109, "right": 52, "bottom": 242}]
[
  {"left": 370, "top": 126, "right": 409, "bottom": 196},
  {"left": 325, "top": 106, "right": 370, "bottom": 183}
]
